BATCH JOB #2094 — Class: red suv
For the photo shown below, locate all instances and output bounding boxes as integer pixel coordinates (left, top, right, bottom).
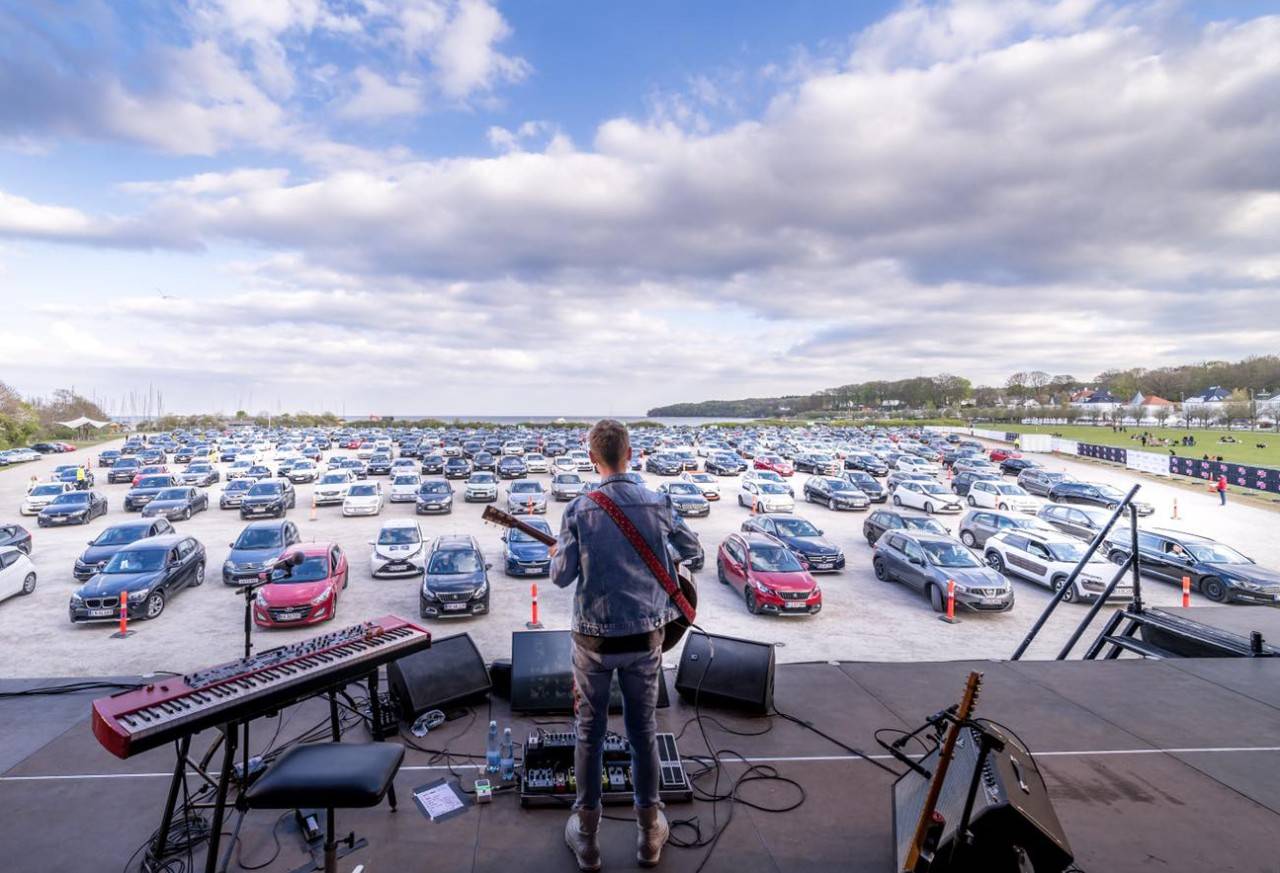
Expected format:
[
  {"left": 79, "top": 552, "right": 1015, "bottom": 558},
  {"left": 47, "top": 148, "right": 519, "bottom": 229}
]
[
  {"left": 752, "top": 454, "right": 794, "bottom": 477},
  {"left": 253, "top": 543, "right": 348, "bottom": 627},
  {"left": 716, "top": 532, "right": 821, "bottom": 616},
  {"left": 989, "top": 448, "right": 1021, "bottom": 462}
]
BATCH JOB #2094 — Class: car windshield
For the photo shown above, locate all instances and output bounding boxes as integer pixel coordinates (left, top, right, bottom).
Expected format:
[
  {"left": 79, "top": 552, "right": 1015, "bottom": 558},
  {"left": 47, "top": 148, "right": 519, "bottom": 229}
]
[
  {"left": 421, "top": 482, "right": 449, "bottom": 494},
  {"left": 104, "top": 549, "right": 166, "bottom": 573},
  {"left": 921, "top": 482, "right": 949, "bottom": 494},
  {"left": 271, "top": 556, "right": 329, "bottom": 583},
  {"left": 379, "top": 527, "right": 420, "bottom": 545},
  {"left": 995, "top": 484, "right": 1023, "bottom": 494},
  {"left": 510, "top": 524, "right": 551, "bottom": 544},
  {"left": 51, "top": 492, "right": 89, "bottom": 505},
  {"left": 471, "top": 474, "right": 496, "bottom": 483},
  {"left": 93, "top": 526, "right": 147, "bottom": 546},
  {"left": 155, "top": 489, "right": 189, "bottom": 500},
  {"left": 1187, "top": 543, "right": 1250, "bottom": 564},
  {"left": 236, "top": 527, "right": 283, "bottom": 549},
  {"left": 748, "top": 546, "right": 804, "bottom": 573},
  {"left": 512, "top": 482, "right": 540, "bottom": 492},
  {"left": 773, "top": 518, "right": 820, "bottom": 537},
  {"left": 758, "top": 483, "right": 788, "bottom": 495},
  {"left": 227, "top": 480, "right": 252, "bottom": 491},
  {"left": 555, "top": 474, "right": 581, "bottom": 483},
  {"left": 921, "top": 541, "right": 982, "bottom": 567},
  {"left": 668, "top": 483, "right": 700, "bottom": 495},
  {"left": 31, "top": 485, "right": 64, "bottom": 496},
  {"left": 320, "top": 474, "right": 347, "bottom": 484},
  {"left": 428, "top": 550, "right": 482, "bottom": 574},
  {"left": 1093, "top": 485, "right": 1124, "bottom": 499},
  {"left": 348, "top": 485, "right": 377, "bottom": 496},
  {"left": 248, "top": 483, "right": 282, "bottom": 495},
  {"left": 138, "top": 477, "right": 170, "bottom": 488},
  {"left": 394, "top": 476, "right": 418, "bottom": 485},
  {"left": 903, "top": 516, "right": 948, "bottom": 533}
]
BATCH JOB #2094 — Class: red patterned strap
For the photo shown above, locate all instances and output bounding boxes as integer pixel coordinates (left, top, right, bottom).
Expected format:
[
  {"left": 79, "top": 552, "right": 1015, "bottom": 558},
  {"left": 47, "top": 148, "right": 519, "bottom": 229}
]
[{"left": 585, "top": 490, "right": 696, "bottom": 624}]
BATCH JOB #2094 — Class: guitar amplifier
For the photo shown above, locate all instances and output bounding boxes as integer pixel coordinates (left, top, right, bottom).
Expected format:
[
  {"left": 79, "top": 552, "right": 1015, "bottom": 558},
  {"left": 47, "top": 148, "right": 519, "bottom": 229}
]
[{"left": 892, "top": 720, "right": 1073, "bottom": 873}]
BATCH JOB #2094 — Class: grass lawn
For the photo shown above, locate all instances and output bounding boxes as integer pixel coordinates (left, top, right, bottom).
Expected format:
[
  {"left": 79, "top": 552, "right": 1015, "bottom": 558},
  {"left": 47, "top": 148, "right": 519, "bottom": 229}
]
[{"left": 1004, "top": 424, "right": 1280, "bottom": 468}]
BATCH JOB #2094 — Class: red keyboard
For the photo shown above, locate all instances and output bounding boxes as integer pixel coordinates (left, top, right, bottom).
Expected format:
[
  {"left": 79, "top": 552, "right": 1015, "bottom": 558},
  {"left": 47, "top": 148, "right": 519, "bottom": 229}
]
[{"left": 91, "top": 615, "right": 430, "bottom": 759}]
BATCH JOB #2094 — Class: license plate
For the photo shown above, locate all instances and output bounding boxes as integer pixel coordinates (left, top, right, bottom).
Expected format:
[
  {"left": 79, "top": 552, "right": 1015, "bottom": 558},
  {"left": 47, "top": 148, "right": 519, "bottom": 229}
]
[
  {"left": 425, "top": 504, "right": 440, "bottom": 509},
  {"left": 88, "top": 608, "right": 115, "bottom": 617},
  {"left": 981, "top": 598, "right": 1002, "bottom": 605},
  {"left": 386, "top": 563, "right": 408, "bottom": 571},
  {"left": 443, "top": 602, "right": 467, "bottom": 611},
  {"left": 276, "top": 611, "right": 302, "bottom": 621},
  {"left": 785, "top": 600, "right": 808, "bottom": 609}
]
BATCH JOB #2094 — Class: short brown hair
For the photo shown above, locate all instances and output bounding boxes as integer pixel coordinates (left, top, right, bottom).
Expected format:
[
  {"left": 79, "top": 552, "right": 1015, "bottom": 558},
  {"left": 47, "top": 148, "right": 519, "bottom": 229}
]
[{"left": 588, "top": 419, "right": 631, "bottom": 470}]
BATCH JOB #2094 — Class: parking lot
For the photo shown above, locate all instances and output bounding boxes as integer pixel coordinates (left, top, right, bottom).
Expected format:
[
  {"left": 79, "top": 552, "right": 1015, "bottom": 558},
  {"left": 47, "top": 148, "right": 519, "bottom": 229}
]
[{"left": 2, "top": 433, "right": 1277, "bottom": 679}]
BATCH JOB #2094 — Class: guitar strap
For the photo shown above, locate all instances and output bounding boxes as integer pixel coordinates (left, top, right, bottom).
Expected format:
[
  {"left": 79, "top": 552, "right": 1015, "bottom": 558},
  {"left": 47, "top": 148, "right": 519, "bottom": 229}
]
[{"left": 585, "top": 489, "right": 696, "bottom": 624}]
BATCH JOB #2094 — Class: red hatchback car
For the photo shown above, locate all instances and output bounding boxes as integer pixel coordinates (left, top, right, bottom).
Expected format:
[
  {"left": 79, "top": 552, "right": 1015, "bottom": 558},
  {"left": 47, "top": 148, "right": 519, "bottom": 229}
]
[
  {"left": 988, "top": 448, "right": 1021, "bottom": 462},
  {"left": 716, "top": 532, "right": 821, "bottom": 616},
  {"left": 253, "top": 543, "right": 348, "bottom": 628},
  {"left": 753, "top": 454, "right": 795, "bottom": 477}
]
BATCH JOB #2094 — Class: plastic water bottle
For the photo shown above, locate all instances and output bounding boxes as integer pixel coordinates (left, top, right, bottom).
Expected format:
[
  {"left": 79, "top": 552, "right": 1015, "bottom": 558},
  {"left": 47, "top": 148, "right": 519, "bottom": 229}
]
[
  {"left": 486, "top": 720, "right": 500, "bottom": 773},
  {"left": 499, "top": 728, "right": 515, "bottom": 781}
]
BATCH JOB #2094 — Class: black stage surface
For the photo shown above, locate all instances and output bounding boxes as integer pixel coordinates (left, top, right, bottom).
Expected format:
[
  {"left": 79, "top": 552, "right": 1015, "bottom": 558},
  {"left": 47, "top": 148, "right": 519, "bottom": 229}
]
[{"left": 3, "top": 653, "right": 1279, "bottom": 873}]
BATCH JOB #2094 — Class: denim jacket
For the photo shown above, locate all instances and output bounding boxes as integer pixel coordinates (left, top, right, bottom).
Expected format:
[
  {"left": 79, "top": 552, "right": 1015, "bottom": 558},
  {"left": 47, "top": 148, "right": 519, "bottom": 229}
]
[{"left": 551, "top": 473, "right": 702, "bottom": 636}]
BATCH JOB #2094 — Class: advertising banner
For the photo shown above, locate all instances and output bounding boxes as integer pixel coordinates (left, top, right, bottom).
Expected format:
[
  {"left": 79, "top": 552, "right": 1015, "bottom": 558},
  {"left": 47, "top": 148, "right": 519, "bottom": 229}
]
[
  {"left": 1077, "top": 443, "right": 1127, "bottom": 464},
  {"left": 1019, "top": 434, "right": 1054, "bottom": 453},
  {"left": 1169, "top": 456, "right": 1280, "bottom": 495},
  {"left": 1126, "top": 450, "right": 1170, "bottom": 476}
]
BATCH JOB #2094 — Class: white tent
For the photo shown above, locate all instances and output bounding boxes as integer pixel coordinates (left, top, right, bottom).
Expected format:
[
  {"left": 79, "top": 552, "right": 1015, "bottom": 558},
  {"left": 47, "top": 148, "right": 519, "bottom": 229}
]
[{"left": 56, "top": 417, "right": 113, "bottom": 429}]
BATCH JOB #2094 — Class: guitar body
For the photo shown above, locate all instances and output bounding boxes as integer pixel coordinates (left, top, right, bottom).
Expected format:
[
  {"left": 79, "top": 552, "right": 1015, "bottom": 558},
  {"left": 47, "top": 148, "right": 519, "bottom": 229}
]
[{"left": 482, "top": 504, "right": 697, "bottom": 652}]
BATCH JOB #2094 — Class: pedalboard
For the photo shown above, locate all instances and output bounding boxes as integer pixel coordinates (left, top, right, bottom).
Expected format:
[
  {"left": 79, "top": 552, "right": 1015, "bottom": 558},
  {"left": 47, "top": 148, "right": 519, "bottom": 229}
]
[{"left": 519, "top": 731, "right": 692, "bottom": 807}]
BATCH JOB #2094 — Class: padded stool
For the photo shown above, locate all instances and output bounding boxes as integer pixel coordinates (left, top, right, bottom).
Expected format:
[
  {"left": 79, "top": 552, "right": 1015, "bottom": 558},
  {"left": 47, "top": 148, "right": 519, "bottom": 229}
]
[{"left": 246, "top": 742, "right": 404, "bottom": 873}]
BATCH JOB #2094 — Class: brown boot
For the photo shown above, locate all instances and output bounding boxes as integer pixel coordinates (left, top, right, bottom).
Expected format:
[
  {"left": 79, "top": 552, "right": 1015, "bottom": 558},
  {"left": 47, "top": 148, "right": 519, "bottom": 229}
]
[
  {"left": 636, "top": 804, "right": 669, "bottom": 867},
  {"left": 565, "top": 806, "right": 602, "bottom": 871}
]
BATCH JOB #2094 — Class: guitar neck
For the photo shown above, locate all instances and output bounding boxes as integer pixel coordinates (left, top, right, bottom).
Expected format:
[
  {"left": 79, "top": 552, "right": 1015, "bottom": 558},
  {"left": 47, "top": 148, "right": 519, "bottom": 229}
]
[{"left": 482, "top": 506, "right": 557, "bottom": 547}]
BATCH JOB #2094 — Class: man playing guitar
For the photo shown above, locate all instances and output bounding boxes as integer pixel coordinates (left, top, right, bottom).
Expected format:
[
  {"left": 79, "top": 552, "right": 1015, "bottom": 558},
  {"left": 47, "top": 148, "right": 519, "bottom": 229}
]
[{"left": 550, "top": 419, "right": 701, "bottom": 870}]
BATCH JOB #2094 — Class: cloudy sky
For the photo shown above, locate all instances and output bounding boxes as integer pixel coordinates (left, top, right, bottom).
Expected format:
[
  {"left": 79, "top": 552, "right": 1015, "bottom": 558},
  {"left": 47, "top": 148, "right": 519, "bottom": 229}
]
[{"left": 1, "top": 0, "right": 1278, "bottom": 417}]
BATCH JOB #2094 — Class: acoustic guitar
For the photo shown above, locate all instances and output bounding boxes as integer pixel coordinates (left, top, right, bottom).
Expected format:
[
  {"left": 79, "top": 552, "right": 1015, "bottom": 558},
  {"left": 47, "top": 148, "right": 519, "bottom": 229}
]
[{"left": 481, "top": 504, "right": 698, "bottom": 652}]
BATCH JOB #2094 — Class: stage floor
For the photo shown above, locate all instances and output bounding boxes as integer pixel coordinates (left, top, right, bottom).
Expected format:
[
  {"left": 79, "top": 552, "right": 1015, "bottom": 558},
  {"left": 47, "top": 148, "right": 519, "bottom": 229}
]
[{"left": 3, "top": 654, "right": 1278, "bottom": 873}]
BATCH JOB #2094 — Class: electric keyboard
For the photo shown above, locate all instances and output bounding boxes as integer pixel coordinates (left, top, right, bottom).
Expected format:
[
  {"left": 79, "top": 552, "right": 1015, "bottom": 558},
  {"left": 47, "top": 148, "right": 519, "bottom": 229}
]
[{"left": 91, "top": 615, "right": 431, "bottom": 759}]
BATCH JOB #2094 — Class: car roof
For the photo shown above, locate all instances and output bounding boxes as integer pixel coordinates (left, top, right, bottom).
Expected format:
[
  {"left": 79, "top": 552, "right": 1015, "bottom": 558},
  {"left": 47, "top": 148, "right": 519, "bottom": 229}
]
[
  {"left": 900, "top": 531, "right": 960, "bottom": 544},
  {"left": 433, "top": 534, "right": 478, "bottom": 549},
  {"left": 130, "top": 534, "right": 188, "bottom": 549},
  {"left": 244, "top": 519, "right": 289, "bottom": 530},
  {"left": 740, "top": 531, "right": 785, "bottom": 548},
  {"left": 1145, "top": 527, "right": 1214, "bottom": 543},
  {"left": 380, "top": 518, "right": 420, "bottom": 528}
]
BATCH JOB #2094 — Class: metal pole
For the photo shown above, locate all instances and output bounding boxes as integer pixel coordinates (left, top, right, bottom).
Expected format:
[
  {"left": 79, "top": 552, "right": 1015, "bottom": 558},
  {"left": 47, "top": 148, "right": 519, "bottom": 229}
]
[
  {"left": 1056, "top": 555, "right": 1135, "bottom": 660},
  {"left": 1011, "top": 483, "right": 1141, "bottom": 660},
  {"left": 1129, "top": 504, "right": 1143, "bottom": 613}
]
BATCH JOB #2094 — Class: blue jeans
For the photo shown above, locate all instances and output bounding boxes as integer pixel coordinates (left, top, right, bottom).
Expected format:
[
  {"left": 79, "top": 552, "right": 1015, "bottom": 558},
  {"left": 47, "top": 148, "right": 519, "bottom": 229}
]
[
  {"left": 1219, "top": 490, "right": 1226, "bottom": 505},
  {"left": 572, "top": 641, "right": 662, "bottom": 810}
]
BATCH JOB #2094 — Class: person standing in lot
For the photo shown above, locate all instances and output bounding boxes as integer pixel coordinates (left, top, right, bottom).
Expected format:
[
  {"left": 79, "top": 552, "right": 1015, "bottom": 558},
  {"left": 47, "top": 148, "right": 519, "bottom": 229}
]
[
  {"left": 550, "top": 418, "right": 701, "bottom": 871},
  {"left": 1216, "top": 474, "right": 1228, "bottom": 506},
  {"left": 75, "top": 465, "right": 86, "bottom": 490}
]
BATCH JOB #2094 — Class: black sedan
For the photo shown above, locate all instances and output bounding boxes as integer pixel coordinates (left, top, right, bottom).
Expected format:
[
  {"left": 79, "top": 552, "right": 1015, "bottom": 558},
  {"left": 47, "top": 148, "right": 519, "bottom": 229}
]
[
  {"left": 658, "top": 482, "right": 711, "bottom": 517},
  {"left": 862, "top": 509, "right": 950, "bottom": 546},
  {"left": 444, "top": 457, "right": 473, "bottom": 479},
  {"left": 1000, "top": 457, "right": 1040, "bottom": 476},
  {"left": 98, "top": 450, "right": 122, "bottom": 468},
  {"left": 844, "top": 452, "right": 889, "bottom": 476},
  {"left": 740, "top": 513, "right": 845, "bottom": 572},
  {"left": 108, "top": 458, "right": 143, "bottom": 484},
  {"left": 239, "top": 481, "right": 297, "bottom": 519},
  {"left": 704, "top": 452, "right": 746, "bottom": 475},
  {"left": 496, "top": 456, "right": 528, "bottom": 479},
  {"left": 75, "top": 519, "right": 174, "bottom": 581},
  {"left": 0, "top": 523, "right": 32, "bottom": 555},
  {"left": 645, "top": 454, "right": 683, "bottom": 476},
  {"left": 141, "top": 487, "right": 210, "bottom": 521},
  {"left": 802, "top": 476, "right": 870, "bottom": 511},
  {"left": 38, "top": 491, "right": 108, "bottom": 527},
  {"left": 1049, "top": 481, "right": 1154, "bottom": 516},
  {"left": 420, "top": 454, "right": 445, "bottom": 475},
  {"left": 844, "top": 471, "right": 886, "bottom": 502},
  {"left": 69, "top": 534, "right": 205, "bottom": 622},
  {"left": 1106, "top": 528, "right": 1280, "bottom": 604},
  {"left": 472, "top": 452, "right": 496, "bottom": 472}
]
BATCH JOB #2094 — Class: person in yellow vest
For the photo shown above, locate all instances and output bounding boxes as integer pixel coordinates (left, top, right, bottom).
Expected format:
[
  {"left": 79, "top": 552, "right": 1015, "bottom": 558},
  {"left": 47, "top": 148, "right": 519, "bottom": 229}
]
[{"left": 75, "top": 466, "right": 87, "bottom": 490}]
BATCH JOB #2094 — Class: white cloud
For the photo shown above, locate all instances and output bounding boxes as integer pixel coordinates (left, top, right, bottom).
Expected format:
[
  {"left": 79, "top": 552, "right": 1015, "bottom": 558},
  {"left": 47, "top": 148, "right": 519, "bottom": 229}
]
[{"left": 338, "top": 68, "right": 424, "bottom": 120}]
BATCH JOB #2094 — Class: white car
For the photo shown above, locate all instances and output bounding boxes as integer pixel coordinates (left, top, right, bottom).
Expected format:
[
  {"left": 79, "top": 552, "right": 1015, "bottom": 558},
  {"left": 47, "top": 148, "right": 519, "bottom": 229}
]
[
  {"left": 464, "top": 472, "right": 499, "bottom": 502},
  {"left": 569, "top": 449, "right": 593, "bottom": 472},
  {"left": 984, "top": 530, "right": 1132, "bottom": 604},
  {"left": 342, "top": 482, "right": 384, "bottom": 517},
  {"left": 314, "top": 471, "right": 355, "bottom": 505},
  {"left": 0, "top": 547, "right": 37, "bottom": 600},
  {"left": 226, "top": 460, "right": 255, "bottom": 479},
  {"left": 680, "top": 471, "right": 721, "bottom": 500},
  {"left": 22, "top": 482, "right": 75, "bottom": 516},
  {"left": 742, "top": 468, "right": 794, "bottom": 496},
  {"left": 390, "top": 458, "right": 418, "bottom": 478},
  {"left": 552, "top": 456, "right": 577, "bottom": 475},
  {"left": 501, "top": 441, "right": 525, "bottom": 456},
  {"left": 967, "top": 480, "right": 1039, "bottom": 513},
  {"left": 893, "top": 480, "right": 964, "bottom": 514},
  {"left": 507, "top": 480, "right": 548, "bottom": 514},
  {"left": 524, "top": 453, "right": 549, "bottom": 473},
  {"left": 738, "top": 480, "right": 795, "bottom": 513},
  {"left": 389, "top": 473, "right": 422, "bottom": 503},
  {"left": 896, "top": 455, "right": 942, "bottom": 477},
  {"left": 369, "top": 519, "right": 427, "bottom": 578}
]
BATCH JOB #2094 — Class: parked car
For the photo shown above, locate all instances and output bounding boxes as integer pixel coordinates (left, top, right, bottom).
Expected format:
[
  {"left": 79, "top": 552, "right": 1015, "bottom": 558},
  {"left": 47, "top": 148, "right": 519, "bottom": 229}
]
[
  {"left": 370, "top": 519, "right": 427, "bottom": 577},
  {"left": 496, "top": 455, "right": 528, "bottom": 479},
  {"left": 957, "top": 509, "right": 1055, "bottom": 549},
  {"left": 219, "top": 478, "right": 258, "bottom": 509},
  {"left": 313, "top": 471, "right": 356, "bottom": 506},
  {"left": 444, "top": 457, "right": 473, "bottom": 479},
  {"left": 658, "top": 481, "right": 711, "bottom": 517},
  {"left": 342, "top": 482, "right": 384, "bottom": 517},
  {"left": 716, "top": 531, "right": 821, "bottom": 615},
  {"left": 985, "top": 530, "right": 1129, "bottom": 604},
  {"left": 38, "top": 490, "right": 108, "bottom": 527},
  {"left": 705, "top": 452, "right": 747, "bottom": 475},
  {"left": 741, "top": 514, "right": 844, "bottom": 572},
  {"left": 286, "top": 460, "right": 320, "bottom": 484},
  {"left": 464, "top": 472, "right": 499, "bottom": 503},
  {"left": 177, "top": 463, "right": 220, "bottom": 487},
  {"left": 844, "top": 451, "right": 889, "bottom": 476},
  {"left": 885, "top": 470, "right": 936, "bottom": 492},
  {"left": 966, "top": 480, "right": 1039, "bottom": 513},
  {"left": 107, "top": 457, "right": 143, "bottom": 483},
  {"left": 1036, "top": 504, "right": 1113, "bottom": 542},
  {"left": 843, "top": 470, "right": 886, "bottom": 502},
  {"left": 1000, "top": 457, "right": 1040, "bottom": 476},
  {"left": 238, "top": 480, "right": 296, "bottom": 519},
  {"left": 141, "top": 487, "right": 210, "bottom": 521},
  {"left": 415, "top": 479, "right": 455, "bottom": 514},
  {"left": 472, "top": 452, "right": 496, "bottom": 472},
  {"left": 950, "top": 470, "right": 1002, "bottom": 497},
  {"left": 738, "top": 479, "right": 795, "bottom": 513},
  {"left": 1048, "top": 481, "right": 1154, "bottom": 516},
  {"left": 420, "top": 454, "right": 446, "bottom": 475},
  {"left": 795, "top": 453, "right": 841, "bottom": 476},
  {"left": 551, "top": 472, "right": 587, "bottom": 501},
  {"left": 802, "top": 476, "right": 869, "bottom": 511},
  {"left": 21, "top": 482, "right": 74, "bottom": 516},
  {"left": 1105, "top": 528, "right": 1280, "bottom": 604},
  {"left": 420, "top": 534, "right": 490, "bottom": 618},
  {"left": 892, "top": 480, "right": 963, "bottom": 514},
  {"left": 989, "top": 447, "right": 1021, "bottom": 462},
  {"left": 253, "top": 543, "right": 348, "bottom": 627},
  {"left": 0, "top": 523, "right": 32, "bottom": 555},
  {"left": 70, "top": 534, "right": 205, "bottom": 622},
  {"left": 224, "top": 519, "right": 302, "bottom": 584},
  {"left": 389, "top": 474, "right": 422, "bottom": 503},
  {"left": 863, "top": 509, "right": 950, "bottom": 546},
  {"left": 506, "top": 480, "right": 548, "bottom": 514},
  {"left": 645, "top": 453, "right": 683, "bottom": 476},
  {"left": 1018, "top": 468, "right": 1072, "bottom": 496},
  {"left": 753, "top": 454, "right": 794, "bottom": 477},
  {"left": 124, "top": 475, "right": 178, "bottom": 512},
  {"left": 502, "top": 517, "right": 553, "bottom": 577},
  {"left": 680, "top": 471, "right": 721, "bottom": 500},
  {"left": 524, "top": 453, "right": 550, "bottom": 474},
  {"left": 872, "top": 531, "right": 1013, "bottom": 613},
  {"left": 76, "top": 519, "right": 175, "bottom": 581}
]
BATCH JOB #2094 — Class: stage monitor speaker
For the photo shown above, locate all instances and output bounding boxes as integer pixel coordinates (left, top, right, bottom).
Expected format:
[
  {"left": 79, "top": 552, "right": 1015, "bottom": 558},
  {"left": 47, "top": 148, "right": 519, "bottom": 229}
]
[
  {"left": 489, "top": 658, "right": 512, "bottom": 698},
  {"left": 674, "top": 631, "right": 774, "bottom": 715},
  {"left": 387, "top": 633, "right": 491, "bottom": 720},
  {"left": 892, "top": 720, "right": 1073, "bottom": 873},
  {"left": 510, "top": 630, "right": 669, "bottom": 714}
]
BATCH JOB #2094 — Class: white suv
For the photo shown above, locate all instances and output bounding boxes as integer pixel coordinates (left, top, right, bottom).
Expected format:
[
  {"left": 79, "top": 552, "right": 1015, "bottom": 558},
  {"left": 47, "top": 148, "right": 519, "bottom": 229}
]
[
  {"left": 984, "top": 530, "right": 1131, "bottom": 604},
  {"left": 967, "top": 480, "right": 1039, "bottom": 514}
]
